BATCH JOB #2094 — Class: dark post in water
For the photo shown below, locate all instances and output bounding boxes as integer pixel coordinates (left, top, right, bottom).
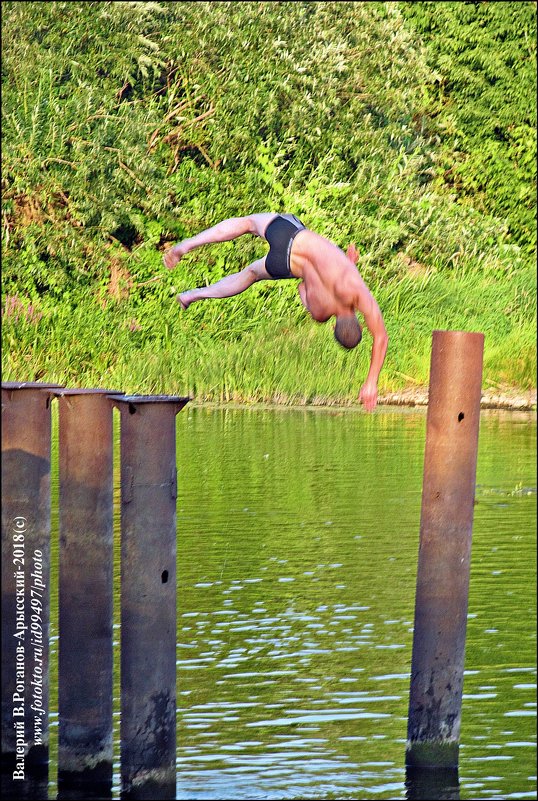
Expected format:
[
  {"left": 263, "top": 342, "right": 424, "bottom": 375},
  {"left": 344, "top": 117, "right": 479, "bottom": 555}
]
[
  {"left": 110, "top": 395, "right": 189, "bottom": 800},
  {"left": 55, "top": 389, "right": 123, "bottom": 799},
  {"left": 406, "top": 330, "right": 484, "bottom": 769},
  {"left": 1, "top": 382, "right": 62, "bottom": 799}
]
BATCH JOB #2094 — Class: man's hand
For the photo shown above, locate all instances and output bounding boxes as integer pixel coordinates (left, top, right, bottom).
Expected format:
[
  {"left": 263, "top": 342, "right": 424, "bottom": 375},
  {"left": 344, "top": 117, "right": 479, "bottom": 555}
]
[
  {"left": 163, "top": 244, "right": 184, "bottom": 270},
  {"left": 359, "top": 380, "right": 378, "bottom": 412},
  {"left": 346, "top": 243, "right": 360, "bottom": 265}
]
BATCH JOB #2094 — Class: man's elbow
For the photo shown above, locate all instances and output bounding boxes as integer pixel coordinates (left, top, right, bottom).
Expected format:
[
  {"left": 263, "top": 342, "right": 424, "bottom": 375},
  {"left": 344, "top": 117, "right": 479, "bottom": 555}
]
[
  {"left": 371, "top": 316, "right": 387, "bottom": 340},
  {"left": 376, "top": 328, "right": 389, "bottom": 350}
]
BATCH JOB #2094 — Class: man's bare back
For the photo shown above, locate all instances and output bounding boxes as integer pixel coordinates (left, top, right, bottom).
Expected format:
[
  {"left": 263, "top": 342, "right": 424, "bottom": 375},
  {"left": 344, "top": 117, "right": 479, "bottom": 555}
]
[{"left": 162, "top": 212, "right": 388, "bottom": 411}]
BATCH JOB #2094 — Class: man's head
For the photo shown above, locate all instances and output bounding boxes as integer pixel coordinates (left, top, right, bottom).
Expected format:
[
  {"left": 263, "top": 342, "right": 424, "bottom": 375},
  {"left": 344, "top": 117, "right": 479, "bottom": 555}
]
[{"left": 334, "top": 314, "right": 362, "bottom": 350}]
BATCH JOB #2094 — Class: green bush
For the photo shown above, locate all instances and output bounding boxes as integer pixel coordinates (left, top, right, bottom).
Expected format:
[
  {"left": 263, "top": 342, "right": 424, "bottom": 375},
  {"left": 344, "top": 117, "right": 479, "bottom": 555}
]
[
  {"left": 400, "top": 0, "right": 537, "bottom": 252},
  {"left": 2, "top": 1, "right": 536, "bottom": 398}
]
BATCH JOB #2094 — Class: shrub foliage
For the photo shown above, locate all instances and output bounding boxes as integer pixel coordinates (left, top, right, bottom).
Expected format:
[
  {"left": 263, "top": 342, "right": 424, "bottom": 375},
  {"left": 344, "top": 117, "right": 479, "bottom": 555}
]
[{"left": 2, "top": 1, "right": 536, "bottom": 398}]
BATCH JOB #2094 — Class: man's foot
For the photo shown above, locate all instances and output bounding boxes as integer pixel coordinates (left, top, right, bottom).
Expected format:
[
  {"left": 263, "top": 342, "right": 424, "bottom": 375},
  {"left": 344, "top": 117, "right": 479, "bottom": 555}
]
[
  {"left": 177, "top": 290, "right": 196, "bottom": 310},
  {"left": 163, "top": 244, "right": 183, "bottom": 270}
]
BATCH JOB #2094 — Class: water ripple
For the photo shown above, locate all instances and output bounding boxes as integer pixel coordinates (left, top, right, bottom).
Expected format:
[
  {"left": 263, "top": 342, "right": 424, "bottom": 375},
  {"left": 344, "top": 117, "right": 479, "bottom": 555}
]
[{"left": 175, "top": 407, "right": 536, "bottom": 800}]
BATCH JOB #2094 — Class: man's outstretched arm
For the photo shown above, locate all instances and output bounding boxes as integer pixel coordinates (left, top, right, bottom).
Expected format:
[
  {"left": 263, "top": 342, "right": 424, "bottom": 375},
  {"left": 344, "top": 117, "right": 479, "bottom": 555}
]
[
  {"left": 358, "top": 295, "right": 389, "bottom": 412},
  {"left": 164, "top": 216, "right": 259, "bottom": 269}
]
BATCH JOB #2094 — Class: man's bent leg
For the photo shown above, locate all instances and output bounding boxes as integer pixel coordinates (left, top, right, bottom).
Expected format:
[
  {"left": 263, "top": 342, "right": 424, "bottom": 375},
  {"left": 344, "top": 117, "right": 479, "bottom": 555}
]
[{"left": 178, "top": 259, "right": 270, "bottom": 309}]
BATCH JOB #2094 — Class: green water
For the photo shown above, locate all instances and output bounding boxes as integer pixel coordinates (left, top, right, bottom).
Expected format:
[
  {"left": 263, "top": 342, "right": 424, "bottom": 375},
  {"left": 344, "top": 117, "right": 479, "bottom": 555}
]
[{"left": 50, "top": 406, "right": 536, "bottom": 800}]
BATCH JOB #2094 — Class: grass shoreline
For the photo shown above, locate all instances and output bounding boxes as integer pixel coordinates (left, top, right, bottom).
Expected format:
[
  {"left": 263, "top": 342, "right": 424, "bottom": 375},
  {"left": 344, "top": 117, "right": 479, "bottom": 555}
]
[
  {"left": 378, "top": 387, "right": 536, "bottom": 412},
  {"left": 3, "top": 5, "right": 535, "bottom": 398},
  {"left": 185, "top": 388, "right": 537, "bottom": 413}
]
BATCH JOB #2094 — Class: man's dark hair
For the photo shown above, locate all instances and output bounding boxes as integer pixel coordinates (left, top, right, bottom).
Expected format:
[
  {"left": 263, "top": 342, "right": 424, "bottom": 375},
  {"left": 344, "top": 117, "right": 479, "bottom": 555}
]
[{"left": 334, "top": 315, "right": 362, "bottom": 349}]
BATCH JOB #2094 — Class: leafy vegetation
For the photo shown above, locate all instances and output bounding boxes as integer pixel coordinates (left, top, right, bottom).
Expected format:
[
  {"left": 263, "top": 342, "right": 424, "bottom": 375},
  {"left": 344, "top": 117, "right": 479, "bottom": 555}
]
[
  {"left": 2, "top": 1, "right": 536, "bottom": 402},
  {"left": 400, "top": 1, "right": 537, "bottom": 253}
]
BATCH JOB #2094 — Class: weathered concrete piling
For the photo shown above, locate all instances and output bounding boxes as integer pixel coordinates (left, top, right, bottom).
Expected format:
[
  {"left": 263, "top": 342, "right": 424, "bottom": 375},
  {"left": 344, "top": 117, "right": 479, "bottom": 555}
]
[
  {"left": 406, "top": 330, "right": 484, "bottom": 769},
  {"left": 110, "top": 395, "right": 189, "bottom": 800},
  {"left": 1, "top": 382, "right": 62, "bottom": 799},
  {"left": 55, "top": 389, "right": 123, "bottom": 798}
]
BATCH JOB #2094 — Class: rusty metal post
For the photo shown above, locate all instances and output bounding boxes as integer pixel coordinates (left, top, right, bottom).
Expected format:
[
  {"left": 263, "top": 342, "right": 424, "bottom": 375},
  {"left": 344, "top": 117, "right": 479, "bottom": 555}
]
[
  {"left": 54, "top": 389, "right": 123, "bottom": 799},
  {"left": 406, "top": 330, "right": 484, "bottom": 769},
  {"left": 1, "top": 382, "right": 62, "bottom": 799},
  {"left": 109, "top": 395, "right": 189, "bottom": 800}
]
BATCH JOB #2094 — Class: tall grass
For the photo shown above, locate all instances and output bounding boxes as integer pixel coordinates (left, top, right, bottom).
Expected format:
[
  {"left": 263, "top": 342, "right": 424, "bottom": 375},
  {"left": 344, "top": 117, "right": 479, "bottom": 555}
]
[
  {"left": 1, "top": 1, "right": 536, "bottom": 400},
  {"left": 3, "top": 262, "right": 535, "bottom": 401}
]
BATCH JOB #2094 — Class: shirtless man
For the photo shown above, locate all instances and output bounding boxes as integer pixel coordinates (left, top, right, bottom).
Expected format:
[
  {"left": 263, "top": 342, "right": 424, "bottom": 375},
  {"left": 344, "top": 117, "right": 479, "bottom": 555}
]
[{"left": 163, "top": 212, "right": 388, "bottom": 411}]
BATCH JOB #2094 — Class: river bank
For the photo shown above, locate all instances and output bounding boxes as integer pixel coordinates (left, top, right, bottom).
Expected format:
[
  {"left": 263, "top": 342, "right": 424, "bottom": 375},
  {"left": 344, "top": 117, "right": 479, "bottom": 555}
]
[
  {"left": 378, "top": 386, "right": 537, "bottom": 412},
  {"left": 188, "top": 387, "right": 537, "bottom": 413}
]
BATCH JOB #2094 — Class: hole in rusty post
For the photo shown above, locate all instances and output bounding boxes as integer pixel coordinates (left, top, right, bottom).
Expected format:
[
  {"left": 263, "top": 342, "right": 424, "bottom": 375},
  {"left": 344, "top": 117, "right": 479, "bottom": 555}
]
[
  {"left": 458, "top": 412, "right": 465, "bottom": 422},
  {"left": 161, "top": 570, "right": 169, "bottom": 584},
  {"left": 128, "top": 403, "right": 137, "bottom": 415}
]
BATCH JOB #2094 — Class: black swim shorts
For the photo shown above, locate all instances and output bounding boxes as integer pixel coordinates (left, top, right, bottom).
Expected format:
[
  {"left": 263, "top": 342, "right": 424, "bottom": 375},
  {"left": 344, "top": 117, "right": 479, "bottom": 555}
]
[{"left": 264, "top": 214, "right": 306, "bottom": 279}]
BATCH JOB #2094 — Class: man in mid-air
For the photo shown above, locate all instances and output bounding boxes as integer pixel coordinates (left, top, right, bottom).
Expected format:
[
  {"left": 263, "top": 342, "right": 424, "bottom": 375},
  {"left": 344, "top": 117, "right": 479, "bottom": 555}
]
[{"left": 163, "top": 212, "right": 388, "bottom": 411}]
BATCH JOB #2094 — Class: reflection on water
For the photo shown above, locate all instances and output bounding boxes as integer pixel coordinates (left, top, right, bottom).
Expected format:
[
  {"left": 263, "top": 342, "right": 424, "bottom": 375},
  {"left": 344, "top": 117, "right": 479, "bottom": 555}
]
[
  {"left": 48, "top": 406, "right": 536, "bottom": 800},
  {"left": 175, "top": 407, "right": 536, "bottom": 801},
  {"left": 405, "top": 765, "right": 460, "bottom": 800}
]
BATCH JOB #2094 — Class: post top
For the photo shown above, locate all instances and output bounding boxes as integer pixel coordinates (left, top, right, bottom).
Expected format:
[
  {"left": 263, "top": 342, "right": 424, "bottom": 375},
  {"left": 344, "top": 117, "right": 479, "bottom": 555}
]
[
  {"left": 432, "top": 329, "right": 485, "bottom": 341},
  {"left": 108, "top": 394, "right": 190, "bottom": 405},
  {"left": 53, "top": 388, "right": 125, "bottom": 396},
  {"left": 2, "top": 382, "right": 63, "bottom": 390}
]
